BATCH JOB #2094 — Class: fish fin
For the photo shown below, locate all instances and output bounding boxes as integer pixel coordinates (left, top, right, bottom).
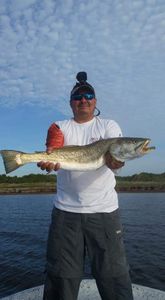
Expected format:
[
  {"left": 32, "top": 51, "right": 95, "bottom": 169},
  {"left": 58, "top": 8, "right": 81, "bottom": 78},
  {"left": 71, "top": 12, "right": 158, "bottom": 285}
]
[{"left": 0, "top": 150, "right": 24, "bottom": 174}]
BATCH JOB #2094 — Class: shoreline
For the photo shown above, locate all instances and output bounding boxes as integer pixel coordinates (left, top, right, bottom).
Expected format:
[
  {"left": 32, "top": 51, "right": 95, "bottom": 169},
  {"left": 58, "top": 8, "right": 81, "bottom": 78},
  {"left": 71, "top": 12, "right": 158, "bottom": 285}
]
[
  {"left": 0, "top": 187, "right": 165, "bottom": 195},
  {"left": 0, "top": 173, "right": 164, "bottom": 195}
]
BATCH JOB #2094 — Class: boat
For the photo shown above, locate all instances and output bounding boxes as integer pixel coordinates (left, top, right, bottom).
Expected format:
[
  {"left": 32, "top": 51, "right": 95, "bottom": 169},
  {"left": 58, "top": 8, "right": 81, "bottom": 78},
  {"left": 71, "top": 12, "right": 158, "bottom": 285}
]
[{"left": 1, "top": 279, "right": 165, "bottom": 300}]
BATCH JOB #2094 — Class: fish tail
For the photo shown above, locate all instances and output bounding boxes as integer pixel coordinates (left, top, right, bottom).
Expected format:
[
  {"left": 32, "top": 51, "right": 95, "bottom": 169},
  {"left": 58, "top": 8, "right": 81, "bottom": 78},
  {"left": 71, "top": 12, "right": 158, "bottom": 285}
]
[{"left": 0, "top": 150, "right": 24, "bottom": 174}]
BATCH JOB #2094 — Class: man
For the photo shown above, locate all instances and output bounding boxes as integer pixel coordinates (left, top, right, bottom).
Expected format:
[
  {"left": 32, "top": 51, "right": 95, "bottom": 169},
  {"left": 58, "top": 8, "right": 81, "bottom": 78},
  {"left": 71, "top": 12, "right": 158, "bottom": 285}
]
[{"left": 38, "top": 72, "right": 134, "bottom": 300}]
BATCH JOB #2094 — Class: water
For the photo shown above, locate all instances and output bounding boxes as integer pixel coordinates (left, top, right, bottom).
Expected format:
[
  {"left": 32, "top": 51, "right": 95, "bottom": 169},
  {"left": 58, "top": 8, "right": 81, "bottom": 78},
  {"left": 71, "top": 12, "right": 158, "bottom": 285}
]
[{"left": 0, "top": 193, "right": 164, "bottom": 298}]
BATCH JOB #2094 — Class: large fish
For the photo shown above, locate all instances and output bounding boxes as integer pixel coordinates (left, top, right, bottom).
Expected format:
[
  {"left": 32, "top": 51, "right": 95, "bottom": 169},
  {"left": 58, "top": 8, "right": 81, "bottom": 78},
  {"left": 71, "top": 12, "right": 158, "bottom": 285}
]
[{"left": 0, "top": 137, "right": 155, "bottom": 174}]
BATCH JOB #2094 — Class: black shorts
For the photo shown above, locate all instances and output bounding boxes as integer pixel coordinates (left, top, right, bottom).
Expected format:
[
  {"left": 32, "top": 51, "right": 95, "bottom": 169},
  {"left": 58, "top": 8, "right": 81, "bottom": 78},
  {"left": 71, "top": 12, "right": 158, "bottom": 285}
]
[{"left": 46, "top": 207, "right": 129, "bottom": 279}]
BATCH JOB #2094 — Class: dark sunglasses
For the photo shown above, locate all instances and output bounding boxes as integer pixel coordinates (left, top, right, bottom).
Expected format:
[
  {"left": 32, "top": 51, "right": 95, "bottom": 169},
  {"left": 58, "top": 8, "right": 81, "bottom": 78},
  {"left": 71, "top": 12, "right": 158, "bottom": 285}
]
[{"left": 71, "top": 93, "right": 95, "bottom": 101}]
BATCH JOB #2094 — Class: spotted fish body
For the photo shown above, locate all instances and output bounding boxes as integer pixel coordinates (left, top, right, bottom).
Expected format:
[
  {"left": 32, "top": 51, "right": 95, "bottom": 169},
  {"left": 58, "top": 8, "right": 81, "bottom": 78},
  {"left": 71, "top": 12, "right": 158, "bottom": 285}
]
[{"left": 0, "top": 137, "right": 155, "bottom": 174}]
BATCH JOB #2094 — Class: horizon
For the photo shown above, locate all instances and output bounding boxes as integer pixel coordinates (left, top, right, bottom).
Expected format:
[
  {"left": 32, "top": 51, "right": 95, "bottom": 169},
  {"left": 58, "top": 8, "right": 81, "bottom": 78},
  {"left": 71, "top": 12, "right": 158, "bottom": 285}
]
[{"left": 0, "top": 171, "right": 165, "bottom": 178}]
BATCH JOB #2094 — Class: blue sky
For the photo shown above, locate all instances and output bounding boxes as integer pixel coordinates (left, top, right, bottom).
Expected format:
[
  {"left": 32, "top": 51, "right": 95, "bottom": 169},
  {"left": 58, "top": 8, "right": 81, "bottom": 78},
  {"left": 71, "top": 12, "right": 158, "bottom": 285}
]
[{"left": 0, "top": 0, "right": 165, "bottom": 176}]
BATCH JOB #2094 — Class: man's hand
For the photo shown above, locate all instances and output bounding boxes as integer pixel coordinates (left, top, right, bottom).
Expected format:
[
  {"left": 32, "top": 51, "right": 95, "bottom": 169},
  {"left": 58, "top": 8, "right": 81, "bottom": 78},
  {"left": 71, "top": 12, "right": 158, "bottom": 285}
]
[
  {"left": 105, "top": 152, "right": 125, "bottom": 170},
  {"left": 37, "top": 147, "right": 61, "bottom": 173}
]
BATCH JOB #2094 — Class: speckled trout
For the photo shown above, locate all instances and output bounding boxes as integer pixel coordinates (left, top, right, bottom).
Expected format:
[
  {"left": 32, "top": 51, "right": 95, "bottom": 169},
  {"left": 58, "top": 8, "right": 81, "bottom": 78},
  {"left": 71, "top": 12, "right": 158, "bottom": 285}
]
[{"left": 0, "top": 137, "right": 155, "bottom": 174}]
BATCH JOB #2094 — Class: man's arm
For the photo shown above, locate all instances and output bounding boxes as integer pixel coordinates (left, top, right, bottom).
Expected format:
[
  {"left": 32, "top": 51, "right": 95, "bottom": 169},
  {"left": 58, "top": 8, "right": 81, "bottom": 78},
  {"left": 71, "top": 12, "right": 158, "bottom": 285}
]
[
  {"left": 104, "top": 121, "right": 125, "bottom": 170},
  {"left": 37, "top": 123, "right": 64, "bottom": 173}
]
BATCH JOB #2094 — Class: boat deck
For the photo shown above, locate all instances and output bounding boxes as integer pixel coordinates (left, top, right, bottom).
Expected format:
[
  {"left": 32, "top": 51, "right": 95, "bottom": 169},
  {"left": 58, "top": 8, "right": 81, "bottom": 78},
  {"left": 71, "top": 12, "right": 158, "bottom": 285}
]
[{"left": 2, "top": 279, "right": 165, "bottom": 300}]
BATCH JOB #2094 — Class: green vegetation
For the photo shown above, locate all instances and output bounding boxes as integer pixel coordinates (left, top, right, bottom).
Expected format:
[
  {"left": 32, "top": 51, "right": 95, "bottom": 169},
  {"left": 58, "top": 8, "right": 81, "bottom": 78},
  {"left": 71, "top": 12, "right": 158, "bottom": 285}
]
[
  {"left": 116, "top": 172, "right": 165, "bottom": 182},
  {"left": 0, "top": 173, "right": 57, "bottom": 183},
  {"left": 116, "top": 172, "right": 165, "bottom": 192},
  {"left": 0, "top": 174, "right": 56, "bottom": 194},
  {"left": 0, "top": 172, "right": 164, "bottom": 194}
]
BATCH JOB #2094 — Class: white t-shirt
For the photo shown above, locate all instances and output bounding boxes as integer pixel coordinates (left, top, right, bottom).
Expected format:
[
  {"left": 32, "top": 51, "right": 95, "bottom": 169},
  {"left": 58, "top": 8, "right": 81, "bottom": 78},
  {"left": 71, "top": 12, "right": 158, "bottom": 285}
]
[{"left": 53, "top": 117, "right": 122, "bottom": 213}]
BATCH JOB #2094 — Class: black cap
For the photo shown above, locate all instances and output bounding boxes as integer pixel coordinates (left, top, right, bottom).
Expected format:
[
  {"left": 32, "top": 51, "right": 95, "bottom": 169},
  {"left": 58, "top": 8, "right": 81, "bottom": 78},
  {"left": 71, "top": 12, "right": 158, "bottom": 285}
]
[{"left": 70, "top": 72, "right": 95, "bottom": 98}]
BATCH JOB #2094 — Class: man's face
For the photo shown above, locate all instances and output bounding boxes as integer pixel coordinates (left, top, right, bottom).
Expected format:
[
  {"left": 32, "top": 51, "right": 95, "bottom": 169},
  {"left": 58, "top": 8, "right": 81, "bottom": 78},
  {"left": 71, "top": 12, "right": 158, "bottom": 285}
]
[{"left": 70, "top": 88, "right": 96, "bottom": 121}]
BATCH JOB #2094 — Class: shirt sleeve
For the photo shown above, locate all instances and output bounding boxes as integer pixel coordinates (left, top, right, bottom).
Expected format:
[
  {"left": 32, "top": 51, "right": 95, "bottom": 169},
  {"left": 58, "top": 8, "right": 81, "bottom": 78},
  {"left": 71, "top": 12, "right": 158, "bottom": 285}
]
[
  {"left": 45, "top": 123, "right": 64, "bottom": 149},
  {"left": 104, "top": 120, "right": 123, "bottom": 138}
]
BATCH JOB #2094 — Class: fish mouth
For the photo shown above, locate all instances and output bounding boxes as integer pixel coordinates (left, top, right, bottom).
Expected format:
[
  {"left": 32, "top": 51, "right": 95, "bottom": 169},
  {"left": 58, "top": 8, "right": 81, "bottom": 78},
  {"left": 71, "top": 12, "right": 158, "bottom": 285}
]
[{"left": 140, "top": 139, "right": 156, "bottom": 153}]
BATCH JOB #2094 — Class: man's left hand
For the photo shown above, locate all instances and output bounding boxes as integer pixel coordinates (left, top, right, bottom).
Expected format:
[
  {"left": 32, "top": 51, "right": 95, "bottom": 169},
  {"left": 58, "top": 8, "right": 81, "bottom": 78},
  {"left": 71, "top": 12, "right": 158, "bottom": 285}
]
[{"left": 105, "top": 152, "right": 125, "bottom": 170}]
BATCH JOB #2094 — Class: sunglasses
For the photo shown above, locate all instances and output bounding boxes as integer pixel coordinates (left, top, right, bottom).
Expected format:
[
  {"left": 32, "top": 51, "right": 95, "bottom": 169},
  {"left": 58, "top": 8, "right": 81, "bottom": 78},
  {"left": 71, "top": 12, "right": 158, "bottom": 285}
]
[{"left": 71, "top": 93, "right": 95, "bottom": 101}]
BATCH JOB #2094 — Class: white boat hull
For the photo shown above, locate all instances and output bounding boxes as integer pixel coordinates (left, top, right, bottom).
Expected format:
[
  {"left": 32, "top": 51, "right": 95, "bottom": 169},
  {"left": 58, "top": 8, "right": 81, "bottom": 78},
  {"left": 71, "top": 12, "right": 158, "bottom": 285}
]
[{"left": 2, "top": 279, "right": 165, "bottom": 300}]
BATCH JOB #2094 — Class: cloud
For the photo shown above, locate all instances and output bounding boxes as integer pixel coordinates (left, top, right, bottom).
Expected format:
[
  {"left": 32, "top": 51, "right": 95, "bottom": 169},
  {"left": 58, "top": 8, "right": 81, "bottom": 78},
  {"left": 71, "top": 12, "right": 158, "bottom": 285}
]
[
  {"left": 0, "top": 0, "right": 164, "bottom": 176},
  {"left": 0, "top": 0, "right": 164, "bottom": 117}
]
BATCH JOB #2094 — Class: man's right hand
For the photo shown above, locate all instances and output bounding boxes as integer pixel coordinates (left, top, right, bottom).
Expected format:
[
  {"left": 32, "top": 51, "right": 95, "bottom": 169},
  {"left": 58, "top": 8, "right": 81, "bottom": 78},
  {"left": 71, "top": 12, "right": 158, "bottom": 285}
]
[{"left": 37, "top": 147, "right": 61, "bottom": 173}]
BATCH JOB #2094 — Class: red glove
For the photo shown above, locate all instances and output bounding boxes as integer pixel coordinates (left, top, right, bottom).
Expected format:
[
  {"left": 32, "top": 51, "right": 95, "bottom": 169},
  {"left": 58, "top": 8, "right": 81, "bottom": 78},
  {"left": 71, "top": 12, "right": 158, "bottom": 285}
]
[{"left": 45, "top": 123, "right": 64, "bottom": 149}]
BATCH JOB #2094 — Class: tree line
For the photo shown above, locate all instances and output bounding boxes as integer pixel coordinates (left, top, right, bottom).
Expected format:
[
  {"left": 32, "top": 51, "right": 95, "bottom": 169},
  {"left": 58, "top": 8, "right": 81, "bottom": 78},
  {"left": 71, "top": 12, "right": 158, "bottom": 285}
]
[
  {"left": 0, "top": 172, "right": 164, "bottom": 183},
  {"left": 0, "top": 173, "right": 57, "bottom": 183},
  {"left": 116, "top": 172, "right": 165, "bottom": 182}
]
